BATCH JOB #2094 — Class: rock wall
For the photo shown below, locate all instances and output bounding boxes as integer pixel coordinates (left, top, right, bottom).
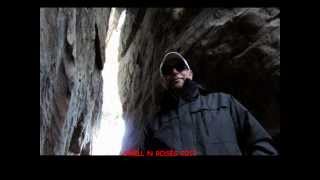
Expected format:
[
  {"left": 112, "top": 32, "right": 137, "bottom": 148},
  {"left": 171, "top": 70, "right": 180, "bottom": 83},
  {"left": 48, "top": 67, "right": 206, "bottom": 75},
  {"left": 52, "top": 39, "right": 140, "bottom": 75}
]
[
  {"left": 40, "top": 8, "right": 110, "bottom": 155},
  {"left": 118, "top": 8, "right": 280, "bottom": 153}
]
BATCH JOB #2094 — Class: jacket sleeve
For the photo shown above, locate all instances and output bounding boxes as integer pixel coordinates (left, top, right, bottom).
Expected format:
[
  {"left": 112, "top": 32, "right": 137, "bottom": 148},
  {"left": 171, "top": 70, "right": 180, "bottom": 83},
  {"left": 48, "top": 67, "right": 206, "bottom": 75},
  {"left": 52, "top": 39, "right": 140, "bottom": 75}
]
[
  {"left": 141, "top": 121, "right": 153, "bottom": 152},
  {"left": 229, "top": 95, "right": 278, "bottom": 155}
]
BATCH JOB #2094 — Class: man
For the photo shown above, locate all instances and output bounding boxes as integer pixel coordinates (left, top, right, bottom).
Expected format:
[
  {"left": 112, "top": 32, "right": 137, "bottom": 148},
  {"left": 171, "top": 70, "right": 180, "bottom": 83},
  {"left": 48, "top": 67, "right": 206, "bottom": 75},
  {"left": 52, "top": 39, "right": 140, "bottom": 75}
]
[{"left": 142, "top": 51, "right": 278, "bottom": 155}]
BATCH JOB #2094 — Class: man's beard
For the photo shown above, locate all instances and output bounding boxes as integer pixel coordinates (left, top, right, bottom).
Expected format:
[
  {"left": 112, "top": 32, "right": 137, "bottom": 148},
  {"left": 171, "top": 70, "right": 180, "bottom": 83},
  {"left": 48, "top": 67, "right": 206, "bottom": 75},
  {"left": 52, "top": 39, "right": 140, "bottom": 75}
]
[{"left": 169, "top": 78, "right": 184, "bottom": 89}]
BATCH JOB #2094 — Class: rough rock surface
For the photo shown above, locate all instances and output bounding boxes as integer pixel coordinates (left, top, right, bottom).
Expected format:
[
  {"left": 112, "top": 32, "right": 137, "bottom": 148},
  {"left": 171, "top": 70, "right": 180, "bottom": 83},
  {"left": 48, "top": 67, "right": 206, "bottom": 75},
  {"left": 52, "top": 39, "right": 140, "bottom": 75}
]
[
  {"left": 40, "top": 8, "right": 110, "bottom": 155},
  {"left": 118, "top": 8, "right": 280, "bottom": 153}
]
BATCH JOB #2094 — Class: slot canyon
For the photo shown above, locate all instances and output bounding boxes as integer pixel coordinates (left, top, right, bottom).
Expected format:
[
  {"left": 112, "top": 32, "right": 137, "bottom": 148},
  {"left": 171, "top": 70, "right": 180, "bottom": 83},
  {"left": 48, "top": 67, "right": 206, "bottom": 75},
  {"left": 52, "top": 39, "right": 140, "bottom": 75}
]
[{"left": 40, "top": 8, "right": 280, "bottom": 155}]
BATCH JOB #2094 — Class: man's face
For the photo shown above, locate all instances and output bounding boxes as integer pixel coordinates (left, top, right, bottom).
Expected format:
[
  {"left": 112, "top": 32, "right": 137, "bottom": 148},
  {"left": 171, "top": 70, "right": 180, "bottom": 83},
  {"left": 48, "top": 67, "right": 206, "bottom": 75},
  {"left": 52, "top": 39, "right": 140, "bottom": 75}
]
[{"left": 161, "top": 59, "right": 193, "bottom": 89}]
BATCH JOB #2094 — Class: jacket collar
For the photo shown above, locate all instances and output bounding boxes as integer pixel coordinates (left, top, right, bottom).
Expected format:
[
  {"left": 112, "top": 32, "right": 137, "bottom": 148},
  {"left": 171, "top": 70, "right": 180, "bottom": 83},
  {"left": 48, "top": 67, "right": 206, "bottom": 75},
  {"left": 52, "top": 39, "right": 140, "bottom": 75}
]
[{"left": 161, "top": 79, "right": 202, "bottom": 110}]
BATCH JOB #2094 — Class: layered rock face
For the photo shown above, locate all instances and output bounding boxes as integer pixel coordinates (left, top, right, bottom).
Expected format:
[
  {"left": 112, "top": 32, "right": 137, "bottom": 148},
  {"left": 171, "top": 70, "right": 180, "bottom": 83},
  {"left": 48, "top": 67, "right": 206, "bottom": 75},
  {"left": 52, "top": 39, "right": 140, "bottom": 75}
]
[
  {"left": 40, "top": 8, "right": 110, "bottom": 155},
  {"left": 118, "top": 8, "right": 280, "bottom": 153}
]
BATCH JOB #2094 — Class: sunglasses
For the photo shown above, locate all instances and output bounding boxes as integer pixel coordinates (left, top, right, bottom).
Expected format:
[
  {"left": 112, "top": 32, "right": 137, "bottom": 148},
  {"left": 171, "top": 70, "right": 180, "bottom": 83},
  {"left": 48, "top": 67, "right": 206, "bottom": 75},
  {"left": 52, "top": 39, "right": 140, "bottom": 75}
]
[{"left": 162, "top": 61, "right": 188, "bottom": 76}]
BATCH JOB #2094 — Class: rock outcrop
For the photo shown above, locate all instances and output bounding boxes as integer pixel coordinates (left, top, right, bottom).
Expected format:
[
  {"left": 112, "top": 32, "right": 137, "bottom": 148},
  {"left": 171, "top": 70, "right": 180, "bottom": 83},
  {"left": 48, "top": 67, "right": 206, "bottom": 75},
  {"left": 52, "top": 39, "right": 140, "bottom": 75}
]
[{"left": 40, "top": 8, "right": 110, "bottom": 155}]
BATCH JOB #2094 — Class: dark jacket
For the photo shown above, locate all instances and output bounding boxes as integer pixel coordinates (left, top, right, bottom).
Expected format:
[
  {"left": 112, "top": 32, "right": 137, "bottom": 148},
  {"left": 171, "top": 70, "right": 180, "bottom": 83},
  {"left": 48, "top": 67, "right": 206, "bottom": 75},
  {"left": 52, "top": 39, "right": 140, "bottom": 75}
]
[{"left": 142, "top": 79, "right": 278, "bottom": 155}]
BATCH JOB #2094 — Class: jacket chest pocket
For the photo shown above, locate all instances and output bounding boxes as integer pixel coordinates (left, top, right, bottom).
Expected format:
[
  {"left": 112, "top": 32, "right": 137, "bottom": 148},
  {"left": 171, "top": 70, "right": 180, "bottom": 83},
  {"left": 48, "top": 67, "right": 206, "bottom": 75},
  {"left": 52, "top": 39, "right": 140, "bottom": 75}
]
[
  {"left": 193, "top": 106, "right": 237, "bottom": 143},
  {"left": 153, "top": 112, "right": 178, "bottom": 146}
]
